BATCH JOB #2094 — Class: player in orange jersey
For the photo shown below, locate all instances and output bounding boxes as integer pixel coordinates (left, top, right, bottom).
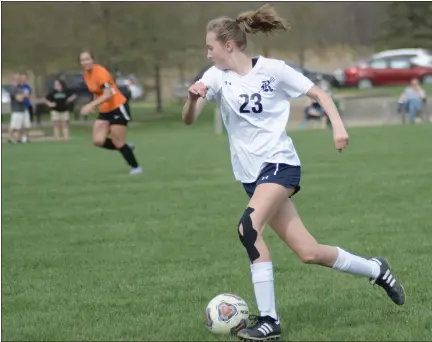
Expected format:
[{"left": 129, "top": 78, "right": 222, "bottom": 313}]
[{"left": 80, "top": 51, "right": 142, "bottom": 175}]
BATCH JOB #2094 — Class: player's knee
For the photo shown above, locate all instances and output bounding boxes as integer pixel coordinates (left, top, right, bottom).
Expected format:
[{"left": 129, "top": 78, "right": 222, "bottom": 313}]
[
  {"left": 93, "top": 137, "right": 105, "bottom": 147},
  {"left": 298, "top": 248, "right": 320, "bottom": 264},
  {"left": 111, "top": 139, "right": 124, "bottom": 149},
  {"left": 238, "top": 207, "right": 260, "bottom": 263}
]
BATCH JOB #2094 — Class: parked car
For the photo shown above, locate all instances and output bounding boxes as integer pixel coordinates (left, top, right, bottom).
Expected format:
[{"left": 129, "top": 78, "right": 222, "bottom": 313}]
[
  {"left": 372, "top": 48, "right": 432, "bottom": 67},
  {"left": 38, "top": 72, "right": 133, "bottom": 116},
  {"left": 285, "top": 62, "right": 339, "bottom": 89},
  {"left": 115, "top": 75, "right": 144, "bottom": 100},
  {"left": 46, "top": 72, "right": 134, "bottom": 100},
  {"left": 334, "top": 54, "right": 432, "bottom": 89},
  {"left": 189, "top": 59, "right": 339, "bottom": 92}
]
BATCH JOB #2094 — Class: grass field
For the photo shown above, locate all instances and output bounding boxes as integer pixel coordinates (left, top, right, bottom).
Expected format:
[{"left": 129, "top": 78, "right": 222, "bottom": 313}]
[{"left": 2, "top": 121, "right": 432, "bottom": 341}]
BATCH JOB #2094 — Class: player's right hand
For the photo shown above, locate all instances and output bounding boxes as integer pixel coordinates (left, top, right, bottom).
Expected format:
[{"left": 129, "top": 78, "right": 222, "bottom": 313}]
[{"left": 188, "top": 82, "right": 208, "bottom": 101}]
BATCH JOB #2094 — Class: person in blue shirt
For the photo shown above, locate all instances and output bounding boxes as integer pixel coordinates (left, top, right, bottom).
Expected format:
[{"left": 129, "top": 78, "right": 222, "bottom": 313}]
[
  {"left": 19, "top": 72, "right": 34, "bottom": 123},
  {"left": 397, "top": 78, "right": 426, "bottom": 123}
]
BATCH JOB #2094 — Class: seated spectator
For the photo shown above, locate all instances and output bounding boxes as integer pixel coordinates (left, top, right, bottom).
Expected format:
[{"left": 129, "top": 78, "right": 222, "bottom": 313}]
[
  {"left": 303, "top": 99, "right": 328, "bottom": 129},
  {"left": 398, "top": 78, "right": 426, "bottom": 123}
]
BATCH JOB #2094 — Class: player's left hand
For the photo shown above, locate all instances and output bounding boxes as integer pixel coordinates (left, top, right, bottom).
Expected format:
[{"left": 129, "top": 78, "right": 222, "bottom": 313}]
[
  {"left": 80, "top": 104, "right": 95, "bottom": 115},
  {"left": 333, "top": 124, "right": 349, "bottom": 152}
]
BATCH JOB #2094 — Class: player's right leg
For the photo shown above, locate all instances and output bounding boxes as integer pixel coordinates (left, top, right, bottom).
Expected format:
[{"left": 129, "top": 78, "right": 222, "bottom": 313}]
[
  {"left": 236, "top": 182, "right": 291, "bottom": 341},
  {"left": 269, "top": 199, "right": 405, "bottom": 305}
]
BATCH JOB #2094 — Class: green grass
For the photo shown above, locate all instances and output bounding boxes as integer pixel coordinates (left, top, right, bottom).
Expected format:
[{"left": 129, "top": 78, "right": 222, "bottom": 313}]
[{"left": 2, "top": 121, "right": 432, "bottom": 341}]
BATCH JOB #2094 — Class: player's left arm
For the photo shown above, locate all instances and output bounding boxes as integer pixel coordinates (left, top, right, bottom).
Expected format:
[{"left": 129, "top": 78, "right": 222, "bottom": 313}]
[
  {"left": 279, "top": 62, "right": 348, "bottom": 151},
  {"left": 89, "top": 70, "right": 114, "bottom": 107},
  {"left": 80, "top": 71, "right": 114, "bottom": 115},
  {"left": 306, "top": 86, "right": 343, "bottom": 127}
]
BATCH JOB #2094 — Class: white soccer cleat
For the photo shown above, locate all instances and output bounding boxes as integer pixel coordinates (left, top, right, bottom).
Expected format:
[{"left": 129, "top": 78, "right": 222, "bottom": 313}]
[{"left": 129, "top": 167, "right": 143, "bottom": 175}]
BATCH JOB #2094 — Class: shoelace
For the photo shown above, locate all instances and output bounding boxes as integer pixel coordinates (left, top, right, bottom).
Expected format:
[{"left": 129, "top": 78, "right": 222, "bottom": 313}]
[
  {"left": 370, "top": 271, "right": 395, "bottom": 288},
  {"left": 248, "top": 315, "right": 274, "bottom": 328},
  {"left": 248, "top": 315, "right": 263, "bottom": 326}
]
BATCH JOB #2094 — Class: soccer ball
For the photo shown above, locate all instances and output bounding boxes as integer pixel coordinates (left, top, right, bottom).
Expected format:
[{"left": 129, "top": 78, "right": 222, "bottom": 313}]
[{"left": 205, "top": 293, "right": 249, "bottom": 335}]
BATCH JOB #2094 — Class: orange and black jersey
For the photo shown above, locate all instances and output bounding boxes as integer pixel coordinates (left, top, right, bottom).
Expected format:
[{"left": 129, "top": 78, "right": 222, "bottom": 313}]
[{"left": 83, "top": 64, "right": 126, "bottom": 113}]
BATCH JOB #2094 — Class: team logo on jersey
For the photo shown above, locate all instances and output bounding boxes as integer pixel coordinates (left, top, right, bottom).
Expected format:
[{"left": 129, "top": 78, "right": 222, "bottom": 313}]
[
  {"left": 217, "top": 302, "right": 238, "bottom": 322},
  {"left": 260, "top": 77, "right": 276, "bottom": 93}
]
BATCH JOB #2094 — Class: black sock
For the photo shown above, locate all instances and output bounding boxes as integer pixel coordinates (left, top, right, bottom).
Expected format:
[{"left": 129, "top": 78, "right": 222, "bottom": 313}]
[
  {"left": 118, "top": 144, "right": 139, "bottom": 168},
  {"left": 102, "top": 138, "right": 117, "bottom": 150}
]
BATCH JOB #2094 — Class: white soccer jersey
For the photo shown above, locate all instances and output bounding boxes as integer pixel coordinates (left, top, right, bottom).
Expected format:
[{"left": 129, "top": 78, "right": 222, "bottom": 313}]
[{"left": 199, "top": 56, "right": 314, "bottom": 183}]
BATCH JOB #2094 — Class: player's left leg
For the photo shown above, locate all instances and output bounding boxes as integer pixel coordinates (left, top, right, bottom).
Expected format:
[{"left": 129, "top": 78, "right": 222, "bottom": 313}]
[
  {"left": 237, "top": 182, "right": 292, "bottom": 341},
  {"left": 269, "top": 199, "right": 405, "bottom": 305},
  {"left": 109, "top": 103, "right": 141, "bottom": 174},
  {"left": 110, "top": 122, "right": 141, "bottom": 175}
]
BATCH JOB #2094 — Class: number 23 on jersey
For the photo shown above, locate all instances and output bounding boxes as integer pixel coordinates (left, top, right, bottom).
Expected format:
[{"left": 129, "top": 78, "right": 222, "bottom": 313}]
[{"left": 239, "top": 93, "right": 263, "bottom": 114}]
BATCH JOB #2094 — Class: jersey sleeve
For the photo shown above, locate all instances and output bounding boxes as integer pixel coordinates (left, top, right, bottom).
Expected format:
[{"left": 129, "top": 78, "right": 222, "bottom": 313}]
[
  {"left": 96, "top": 67, "right": 114, "bottom": 90},
  {"left": 197, "top": 66, "right": 223, "bottom": 101},
  {"left": 278, "top": 62, "right": 314, "bottom": 99}
]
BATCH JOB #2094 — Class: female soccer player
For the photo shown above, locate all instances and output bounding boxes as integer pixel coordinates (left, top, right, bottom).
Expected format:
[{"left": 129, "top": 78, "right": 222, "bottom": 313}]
[
  {"left": 79, "top": 51, "right": 142, "bottom": 175},
  {"left": 182, "top": 5, "right": 405, "bottom": 341}
]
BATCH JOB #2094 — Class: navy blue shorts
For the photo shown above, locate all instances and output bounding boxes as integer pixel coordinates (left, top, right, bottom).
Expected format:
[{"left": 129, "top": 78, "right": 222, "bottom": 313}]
[{"left": 242, "top": 163, "right": 301, "bottom": 198}]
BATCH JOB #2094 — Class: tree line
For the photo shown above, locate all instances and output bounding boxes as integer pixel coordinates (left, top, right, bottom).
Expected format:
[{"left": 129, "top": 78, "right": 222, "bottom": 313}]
[{"left": 2, "top": 2, "right": 430, "bottom": 110}]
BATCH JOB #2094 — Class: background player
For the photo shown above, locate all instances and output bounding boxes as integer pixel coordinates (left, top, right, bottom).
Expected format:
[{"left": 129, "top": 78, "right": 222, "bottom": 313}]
[
  {"left": 182, "top": 5, "right": 405, "bottom": 341},
  {"left": 79, "top": 51, "right": 142, "bottom": 175}
]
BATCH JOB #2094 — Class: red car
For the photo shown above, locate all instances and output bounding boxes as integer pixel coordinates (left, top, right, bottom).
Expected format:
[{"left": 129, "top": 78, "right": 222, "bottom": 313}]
[{"left": 335, "top": 56, "right": 432, "bottom": 89}]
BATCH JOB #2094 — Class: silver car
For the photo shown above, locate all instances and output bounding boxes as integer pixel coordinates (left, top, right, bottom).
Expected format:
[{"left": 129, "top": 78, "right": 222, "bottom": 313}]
[{"left": 115, "top": 75, "right": 144, "bottom": 100}]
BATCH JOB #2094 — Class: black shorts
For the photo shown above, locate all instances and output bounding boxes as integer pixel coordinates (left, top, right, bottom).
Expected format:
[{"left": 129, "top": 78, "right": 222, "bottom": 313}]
[
  {"left": 97, "top": 102, "right": 131, "bottom": 126},
  {"left": 242, "top": 163, "right": 301, "bottom": 198}
]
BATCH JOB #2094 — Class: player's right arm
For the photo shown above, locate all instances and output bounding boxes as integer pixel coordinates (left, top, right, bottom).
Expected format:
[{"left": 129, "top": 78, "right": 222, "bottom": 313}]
[
  {"left": 182, "top": 83, "right": 208, "bottom": 125},
  {"left": 182, "top": 66, "right": 222, "bottom": 125}
]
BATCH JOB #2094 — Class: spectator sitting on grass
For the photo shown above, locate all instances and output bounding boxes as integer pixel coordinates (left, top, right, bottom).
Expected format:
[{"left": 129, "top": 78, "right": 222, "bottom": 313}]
[
  {"left": 302, "top": 99, "right": 328, "bottom": 129},
  {"left": 301, "top": 83, "right": 332, "bottom": 130},
  {"left": 398, "top": 78, "right": 426, "bottom": 123}
]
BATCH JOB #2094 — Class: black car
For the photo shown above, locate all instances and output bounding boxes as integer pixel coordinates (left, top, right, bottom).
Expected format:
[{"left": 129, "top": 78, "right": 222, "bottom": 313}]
[
  {"left": 45, "top": 72, "right": 131, "bottom": 103},
  {"left": 284, "top": 63, "right": 339, "bottom": 89}
]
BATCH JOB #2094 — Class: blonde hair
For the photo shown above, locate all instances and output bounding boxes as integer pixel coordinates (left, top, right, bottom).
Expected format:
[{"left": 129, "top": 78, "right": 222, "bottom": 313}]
[{"left": 206, "top": 4, "right": 289, "bottom": 51}]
